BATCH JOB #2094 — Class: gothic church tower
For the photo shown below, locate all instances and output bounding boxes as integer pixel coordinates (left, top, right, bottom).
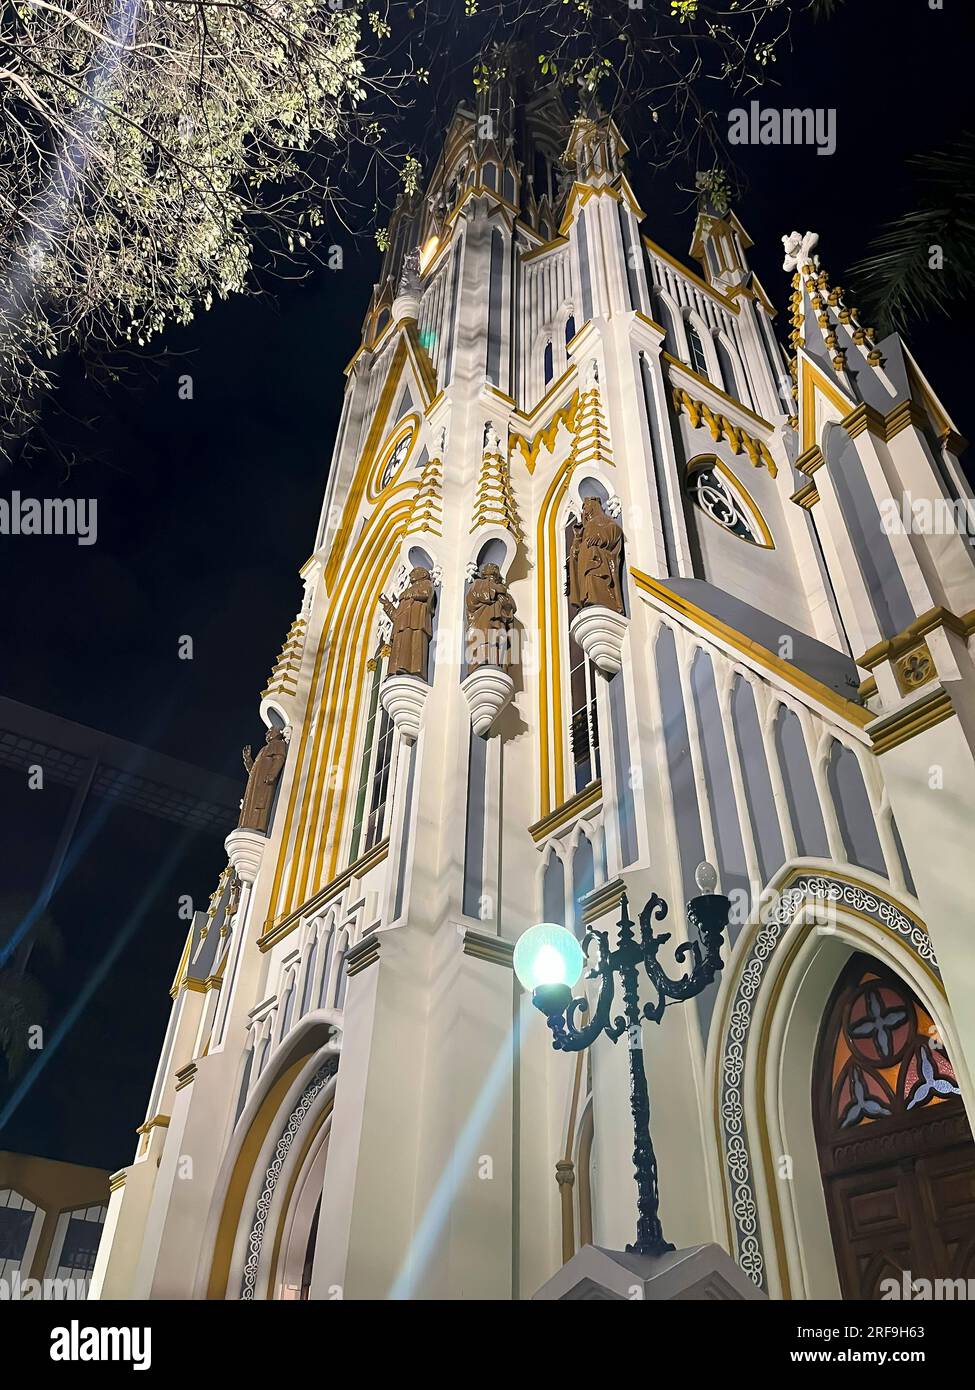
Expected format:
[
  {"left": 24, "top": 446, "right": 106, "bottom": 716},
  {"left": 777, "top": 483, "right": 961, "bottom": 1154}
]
[{"left": 92, "top": 72, "right": 975, "bottom": 1301}]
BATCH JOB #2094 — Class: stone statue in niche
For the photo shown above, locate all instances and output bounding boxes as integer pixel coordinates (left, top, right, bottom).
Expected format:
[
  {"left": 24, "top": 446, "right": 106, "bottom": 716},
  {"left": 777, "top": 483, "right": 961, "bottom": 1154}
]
[
  {"left": 466, "top": 563, "right": 517, "bottom": 671},
  {"left": 565, "top": 496, "right": 625, "bottom": 615},
  {"left": 239, "top": 727, "right": 287, "bottom": 833},
  {"left": 380, "top": 566, "right": 436, "bottom": 680}
]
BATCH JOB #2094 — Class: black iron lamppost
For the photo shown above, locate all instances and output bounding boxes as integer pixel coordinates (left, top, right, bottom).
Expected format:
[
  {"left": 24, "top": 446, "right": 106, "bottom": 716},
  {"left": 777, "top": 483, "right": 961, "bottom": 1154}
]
[{"left": 513, "top": 864, "right": 731, "bottom": 1259}]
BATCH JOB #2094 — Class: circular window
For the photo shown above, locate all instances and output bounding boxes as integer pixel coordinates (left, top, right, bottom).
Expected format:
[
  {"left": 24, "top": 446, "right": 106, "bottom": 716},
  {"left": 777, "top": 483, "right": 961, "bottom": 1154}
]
[
  {"left": 372, "top": 417, "right": 418, "bottom": 495},
  {"left": 688, "top": 460, "right": 772, "bottom": 548}
]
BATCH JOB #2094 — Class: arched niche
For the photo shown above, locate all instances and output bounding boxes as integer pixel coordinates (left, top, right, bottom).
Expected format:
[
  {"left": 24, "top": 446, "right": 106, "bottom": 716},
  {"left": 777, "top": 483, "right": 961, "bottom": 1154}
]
[
  {"left": 705, "top": 863, "right": 972, "bottom": 1299},
  {"left": 200, "top": 1021, "right": 340, "bottom": 1301}
]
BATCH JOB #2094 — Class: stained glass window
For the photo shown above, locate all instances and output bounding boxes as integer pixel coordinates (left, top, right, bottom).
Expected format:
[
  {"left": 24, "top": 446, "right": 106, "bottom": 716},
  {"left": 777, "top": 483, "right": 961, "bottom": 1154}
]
[{"left": 827, "top": 960, "right": 960, "bottom": 1134}]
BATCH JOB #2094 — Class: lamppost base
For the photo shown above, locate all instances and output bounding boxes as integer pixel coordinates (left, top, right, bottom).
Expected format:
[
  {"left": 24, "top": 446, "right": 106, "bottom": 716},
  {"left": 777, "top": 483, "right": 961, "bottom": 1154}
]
[
  {"left": 626, "top": 1237, "right": 676, "bottom": 1259},
  {"left": 532, "top": 1243, "right": 768, "bottom": 1301}
]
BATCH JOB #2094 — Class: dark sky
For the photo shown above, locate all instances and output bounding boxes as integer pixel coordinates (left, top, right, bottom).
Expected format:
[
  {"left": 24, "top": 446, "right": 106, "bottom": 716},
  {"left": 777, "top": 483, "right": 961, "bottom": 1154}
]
[{"left": 0, "top": 1, "right": 971, "bottom": 1171}]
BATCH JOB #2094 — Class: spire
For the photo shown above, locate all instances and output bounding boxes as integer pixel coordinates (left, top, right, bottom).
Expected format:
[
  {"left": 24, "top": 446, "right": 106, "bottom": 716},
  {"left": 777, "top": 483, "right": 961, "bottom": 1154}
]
[
  {"left": 690, "top": 189, "right": 753, "bottom": 296},
  {"left": 782, "top": 229, "right": 886, "bottom": 379}
]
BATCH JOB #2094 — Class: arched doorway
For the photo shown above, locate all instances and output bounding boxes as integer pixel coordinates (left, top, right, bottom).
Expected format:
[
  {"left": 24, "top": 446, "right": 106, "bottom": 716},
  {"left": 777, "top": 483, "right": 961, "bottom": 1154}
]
[{"left": 813, "top": 952, "right": 975, "bottom": 1299}]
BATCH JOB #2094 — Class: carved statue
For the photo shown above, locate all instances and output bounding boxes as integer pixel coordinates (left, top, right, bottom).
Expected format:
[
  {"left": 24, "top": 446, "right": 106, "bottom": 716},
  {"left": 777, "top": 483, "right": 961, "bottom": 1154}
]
[
  {"left": 380, "top": 566, "right": 436, "bottom": 680},
  {"left": 781, "top": 229, "right": 820, "bottom": 273},
  {"left": 566, "top": 496, "right": 625, "bottom": 615},
  {"left": 239, "top": 727, "right": 287, "bottom": 833},
  {"left": 466, "top": 563, "right": 517, "bottom": 671},
  {"left": 397, "top": 247, "right": 422, "bottom": 298}
]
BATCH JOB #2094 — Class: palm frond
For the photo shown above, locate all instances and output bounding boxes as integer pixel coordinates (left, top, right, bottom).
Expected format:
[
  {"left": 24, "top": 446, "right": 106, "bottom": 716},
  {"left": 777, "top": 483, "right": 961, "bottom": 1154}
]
[
  {"left": 0, "top": 972, "right": 48, "bottom": 1076},
  {"left": 848, "top": 135, "right": 975, "bottom": 334},
  {"left": 809, "top": 0, "right": 845, "bottom": 20}
]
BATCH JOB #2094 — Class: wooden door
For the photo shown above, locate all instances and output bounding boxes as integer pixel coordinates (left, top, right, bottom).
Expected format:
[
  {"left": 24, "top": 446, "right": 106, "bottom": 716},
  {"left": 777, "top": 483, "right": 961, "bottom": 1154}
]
[{"left": 813, "top": 953, "right": 975, "bottom": 1299}]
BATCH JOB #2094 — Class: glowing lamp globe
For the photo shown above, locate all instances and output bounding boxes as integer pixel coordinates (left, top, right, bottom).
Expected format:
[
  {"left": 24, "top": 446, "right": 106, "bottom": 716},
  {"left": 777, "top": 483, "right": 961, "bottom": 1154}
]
[{"left": 513, "top": 923, "right": 585, "bottom": 993}]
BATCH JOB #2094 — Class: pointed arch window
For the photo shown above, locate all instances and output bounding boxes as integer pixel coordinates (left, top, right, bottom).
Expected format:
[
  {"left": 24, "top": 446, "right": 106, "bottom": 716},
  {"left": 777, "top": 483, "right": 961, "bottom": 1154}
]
[
  {"left": 685, "top": 320, "right": 710, "bottom": 379},
  {"left": 543, "top": 339, "right": 554, "bottom": 387},
  {"left": 350, "top": 653, "right": 394, "bottom": 861},
  {"left": 818, "top": 955, "right": 961, "bottom": 1139},
  {"left": 565, "top": 315, "right": 576, "bottom": 348},
  {"left": 688, "top": 459, "right": 773, "bottom": 548},
  {"left": 568, "top": 632, "right": 600, "bottom": 793}
]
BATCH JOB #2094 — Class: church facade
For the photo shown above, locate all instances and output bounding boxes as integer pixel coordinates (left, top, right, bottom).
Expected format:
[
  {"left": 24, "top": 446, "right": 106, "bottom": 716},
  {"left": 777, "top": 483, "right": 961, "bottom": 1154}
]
[{"left": 91, "top": 82, "right": 975, "bottom": 1301}]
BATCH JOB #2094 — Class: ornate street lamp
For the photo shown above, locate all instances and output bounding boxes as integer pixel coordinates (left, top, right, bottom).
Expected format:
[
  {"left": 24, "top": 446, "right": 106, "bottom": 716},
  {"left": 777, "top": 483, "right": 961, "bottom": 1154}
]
[{"left": 514, "top": 864, "right": 731, "bottom": 1259}]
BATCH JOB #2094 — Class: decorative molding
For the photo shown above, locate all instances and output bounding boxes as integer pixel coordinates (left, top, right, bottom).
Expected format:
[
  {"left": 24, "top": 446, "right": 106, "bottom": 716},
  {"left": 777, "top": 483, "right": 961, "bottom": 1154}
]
[
  {"left": 461, "top": 930, "right": 514, "bottom": 968},
  {"left": 717, "top": 870, "right": 940, "bottom": 1292},
  {"left": 380, "top": 673, "right": 429, "bottom": 742},
  {"left": 345, "top": 931, "right": 380, "bottom": 978},
  {"left": 509, "top": 389, "right": 580, "bottom": 474},
  {"left": 671, "top": 386, "right": 777, "bottom": 477},
  {"left": 577, "top": 875, "right": 626, "bottom": 926},
  {"left": 174, "top": 1063, "right": 197, "bottom": 1093},
  {"left": 868, "top": 686, "right": 954, "bottom": 756},
  {"left": 794, "top": 445, "right": 824, "bottom": 476},
  {"left": 529, "top": 779, "right": 602, "bottom": 843},
  {"left": 790, "top": 480, "right": 819, "bottom": 510},
  {"left": 569, "top": 605, "right": 629, "bottom": 677},
  {"left": 892, "top": 641, "right": 936, "bottom": 696},
  {"left": 856, "top": 605, "right": 975, "bottom": 672},
  {"left": 461, "top": 666, "right": 515, "bottom": 736},
  {"left": 259, "top": 838, "right": 389, "bottom": 952},
  {"left": 239, "top": 1056, "right": 339, "bottom": 1300},
  {"left": 631, "top": 568, "right": 871, "bottom": 732},
  {"left": 225, "top": 827, "right": 266, "bottom": 886}
]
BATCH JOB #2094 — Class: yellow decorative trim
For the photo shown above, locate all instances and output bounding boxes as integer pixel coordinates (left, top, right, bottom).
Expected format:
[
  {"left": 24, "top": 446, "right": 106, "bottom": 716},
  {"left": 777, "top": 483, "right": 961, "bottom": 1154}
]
[
  {"left": 869, "top": 687, "right": 954, "bottom": 756},
  {"left": 841, "top": 402, "right": 887, "bottom": 441},
  {"left": 790, "top": 480, "right": 819, "bottom": 510},
  {"left": 405, "top": 453, "right": 444, "bottom": 538},
  {"left": 893, "top": 641, "right": 936, "bottom": 696},
  {"left": 672, "top": 387, "right": 778, "bottom": 478},
  {"left": 521, "top": 234, "right": 569, "bottom": 263},
  {"left": 858, "top": 675, "right": 878, "bottom": 700},
  {"left": 510, "top": 390, "right": 580, "bottom": 475},
  {"left": 367, "top": 414, "right": 420, "bottom": 503},
  {"left": 631, "top": 568, "right": 872, "bottom": 731},
  {"left": 688, "top": 456, "right": 775, "bottom": 549},
  {"left": 529, "top": 779, "right": 603, "bottom": 843},
  {"left": 174, "top": 1063, "right": 197, "bottom": 1093},
  {"left": 324, "top": 337, "right": 409, "bottom": 592},
  {"left": 261, "top": 837, "right": 389, "bottom": 952},
  {"left": 798, "top": 355, "right": 854, "bottom": 452},
  {"left": 109, "top": 1170, "right": 127, "bottom": 1193},
  {"left": 207, "top": 1054, "right": 308, "bottom": 1298},
  {"left": 576, "top": 875, "right": 626, "bottom": 925},
  {"left": 633, "top": 310, "right": 666, "bottom": 339},
  {"left": 642, "top": 235, "right": 739, "bottom": 313},
  {"left": 471, "top": 446, "right": 523, "bottom": 538},
  {"left": 664, "top": 354, "right": 774, "bottom": 437},
  {"left": 136, "top": 1114, "right": 170, "bottom": 1136},
  {"left": 268, "top": 498, "right": 411, "bottom": 922},
  {"left": 856, "top": 607, "right": 975, "bottom": 672},
  {"left": 795, "top": 445, "right": 824, "bottom": 476},
  {"left": 711, "top": 867, "right": 937, "bottom": 1295},
  {"left": 461, "top": 931, "right": 515, "bottom": 968}
]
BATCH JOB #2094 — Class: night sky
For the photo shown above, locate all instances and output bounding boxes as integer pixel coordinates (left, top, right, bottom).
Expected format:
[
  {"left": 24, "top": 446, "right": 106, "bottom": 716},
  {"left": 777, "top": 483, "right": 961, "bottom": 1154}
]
[{"left": 0, "top": 1, "right": 971, "bottom": 1171}]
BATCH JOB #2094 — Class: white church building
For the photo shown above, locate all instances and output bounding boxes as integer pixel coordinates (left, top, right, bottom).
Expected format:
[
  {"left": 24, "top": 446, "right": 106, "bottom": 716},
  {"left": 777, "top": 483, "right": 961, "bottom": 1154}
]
[{"left": 91, "top": 81, "right": 975, "bottom": 1301}]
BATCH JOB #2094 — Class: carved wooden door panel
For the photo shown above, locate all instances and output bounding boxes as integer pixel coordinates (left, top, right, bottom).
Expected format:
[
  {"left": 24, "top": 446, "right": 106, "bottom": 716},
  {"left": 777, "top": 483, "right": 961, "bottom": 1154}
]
[{"left": 813, "top": 953, "right": 975, "bottom": 1300}]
